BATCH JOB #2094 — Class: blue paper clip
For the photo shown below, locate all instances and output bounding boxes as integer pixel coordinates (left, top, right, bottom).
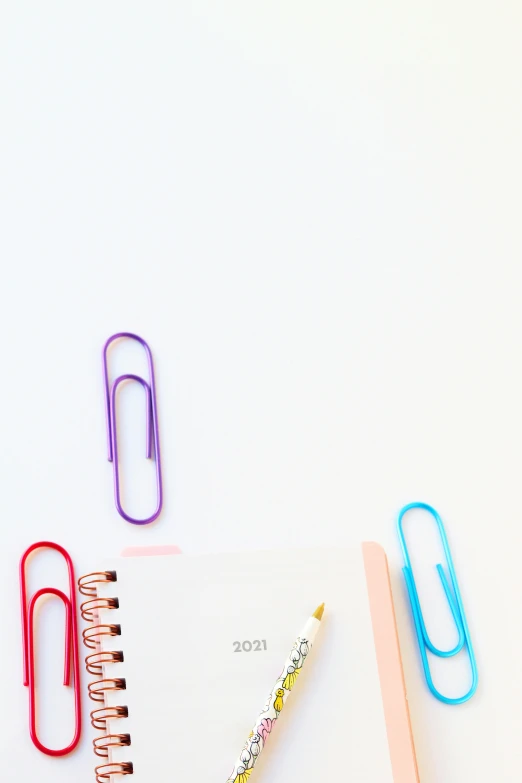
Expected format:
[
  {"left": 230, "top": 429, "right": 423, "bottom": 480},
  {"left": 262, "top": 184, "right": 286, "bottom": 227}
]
[{"left": 397, "top": 502, "right": 478, "bottom": 705}]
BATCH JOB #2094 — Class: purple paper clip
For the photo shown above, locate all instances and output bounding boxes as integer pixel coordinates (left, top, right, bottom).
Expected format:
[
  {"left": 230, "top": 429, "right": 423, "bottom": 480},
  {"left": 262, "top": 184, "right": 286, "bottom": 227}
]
[{"left": 102, "top": 332, "right": 163, "bottom": 525}]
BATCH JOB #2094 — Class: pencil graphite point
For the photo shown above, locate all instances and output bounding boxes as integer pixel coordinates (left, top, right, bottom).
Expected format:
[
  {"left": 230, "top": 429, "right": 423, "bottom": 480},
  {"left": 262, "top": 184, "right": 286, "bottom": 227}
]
[{"left": 313, "top": 603, "right": 325, "bottom": 620}]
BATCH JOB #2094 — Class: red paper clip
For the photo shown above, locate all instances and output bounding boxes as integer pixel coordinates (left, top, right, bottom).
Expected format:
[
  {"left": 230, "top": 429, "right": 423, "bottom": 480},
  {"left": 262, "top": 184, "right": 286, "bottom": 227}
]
[{"left": 20, "top": 541, "right": 82, "bottom": 756}]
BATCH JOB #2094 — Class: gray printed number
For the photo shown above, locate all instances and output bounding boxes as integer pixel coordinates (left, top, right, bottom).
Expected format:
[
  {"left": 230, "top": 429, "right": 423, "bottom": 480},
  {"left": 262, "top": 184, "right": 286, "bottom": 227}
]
[{"left": 233, "top": 640, "right": 267, "bottom": 652}]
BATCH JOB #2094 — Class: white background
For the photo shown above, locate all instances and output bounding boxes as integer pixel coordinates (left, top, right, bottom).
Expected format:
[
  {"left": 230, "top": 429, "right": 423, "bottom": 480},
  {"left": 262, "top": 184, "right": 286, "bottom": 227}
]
[{"left": 1, "top": 2, "right": 521, "bottom": 781}]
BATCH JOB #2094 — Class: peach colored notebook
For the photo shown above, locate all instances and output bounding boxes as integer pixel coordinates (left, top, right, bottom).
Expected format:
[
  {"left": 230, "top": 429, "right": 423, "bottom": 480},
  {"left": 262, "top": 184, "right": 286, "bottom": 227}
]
[{"left": 82, "top": 544, "right": 419, "bottom": 782}]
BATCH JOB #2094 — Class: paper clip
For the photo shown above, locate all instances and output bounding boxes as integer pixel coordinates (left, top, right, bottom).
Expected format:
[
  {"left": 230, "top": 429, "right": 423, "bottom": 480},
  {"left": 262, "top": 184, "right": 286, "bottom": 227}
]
[
  {"left": 20, "top": 541, "right": 82, "bottom": 756},
  {"left": 103, "top": 332, "right": 163, "bottom": 525},
  {"left": 397, "top": 502, "right": 478, "bottom": 705}
]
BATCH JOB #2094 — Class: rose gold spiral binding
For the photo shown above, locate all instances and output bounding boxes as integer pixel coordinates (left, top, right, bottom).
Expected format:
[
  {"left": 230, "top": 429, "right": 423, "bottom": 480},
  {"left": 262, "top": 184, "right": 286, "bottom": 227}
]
[
  {"left": 88, "top": 678, "right": 126, "bottom": 703},
  {"left": 93, "top": 733, "right": 131, "bottom": 757},
  {"left": 95, "top": 762, "right": 134, "bottom": 783},
  {"left": 79, "top": 569, "right": 133, "bottom": 779},
  {"left": 79, "top": 571, "right": 117, "bottom": 597},
  {"left": 90, "top": 705, "right": 129, "bottom": 731},
  {"left": 81, "top": 596, "right": 120, "bottom": 622},
  {"left": 86, "top": 650, "right": 124, "bottom": 676},
  {"left": 83, "top": 623, "right": 121, "bottom": 650}
]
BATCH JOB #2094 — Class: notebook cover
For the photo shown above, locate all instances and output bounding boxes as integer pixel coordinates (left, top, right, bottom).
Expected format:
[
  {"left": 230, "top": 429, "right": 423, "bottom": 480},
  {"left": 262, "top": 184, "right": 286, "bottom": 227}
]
[{"left": 121, "top": 543, "right": 419, "bottom": 783}]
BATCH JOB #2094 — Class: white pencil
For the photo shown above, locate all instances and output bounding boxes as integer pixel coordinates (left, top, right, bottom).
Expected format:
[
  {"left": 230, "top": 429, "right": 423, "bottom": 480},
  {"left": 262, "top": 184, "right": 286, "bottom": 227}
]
[{"left": 226, "top": 603, "right": 325, "bottom": 783}]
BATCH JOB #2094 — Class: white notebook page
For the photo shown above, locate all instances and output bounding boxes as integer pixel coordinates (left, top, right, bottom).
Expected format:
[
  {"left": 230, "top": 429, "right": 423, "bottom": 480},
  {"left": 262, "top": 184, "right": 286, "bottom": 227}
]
[{"left": 95, "top": 547, "right": 394, "bottom": 782}]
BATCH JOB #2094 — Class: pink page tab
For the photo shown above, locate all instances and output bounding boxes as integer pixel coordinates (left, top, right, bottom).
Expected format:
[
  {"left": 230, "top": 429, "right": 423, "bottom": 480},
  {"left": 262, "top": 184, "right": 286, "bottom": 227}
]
[{"left": 363, "top": 542, "right": 420, "bottom": 782}]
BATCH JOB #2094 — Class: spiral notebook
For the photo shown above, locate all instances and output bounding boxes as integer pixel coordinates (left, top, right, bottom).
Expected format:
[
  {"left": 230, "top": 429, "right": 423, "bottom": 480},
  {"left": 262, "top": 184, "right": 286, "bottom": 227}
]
[{"left": 80, "top": 544, "right": 419, "bottom": 782}]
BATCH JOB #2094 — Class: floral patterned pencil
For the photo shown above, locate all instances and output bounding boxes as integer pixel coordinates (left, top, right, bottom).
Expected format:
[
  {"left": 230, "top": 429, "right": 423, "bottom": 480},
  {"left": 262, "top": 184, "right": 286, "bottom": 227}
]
[{"left": 226, "top": 603, "right": 325, "bottom": 783}]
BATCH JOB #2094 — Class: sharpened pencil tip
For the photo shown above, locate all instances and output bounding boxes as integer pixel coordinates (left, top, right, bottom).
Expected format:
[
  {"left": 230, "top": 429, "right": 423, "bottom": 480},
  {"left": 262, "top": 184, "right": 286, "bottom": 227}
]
[{"left": 313, "top": 603, "right": 325, "bottom": 620}]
